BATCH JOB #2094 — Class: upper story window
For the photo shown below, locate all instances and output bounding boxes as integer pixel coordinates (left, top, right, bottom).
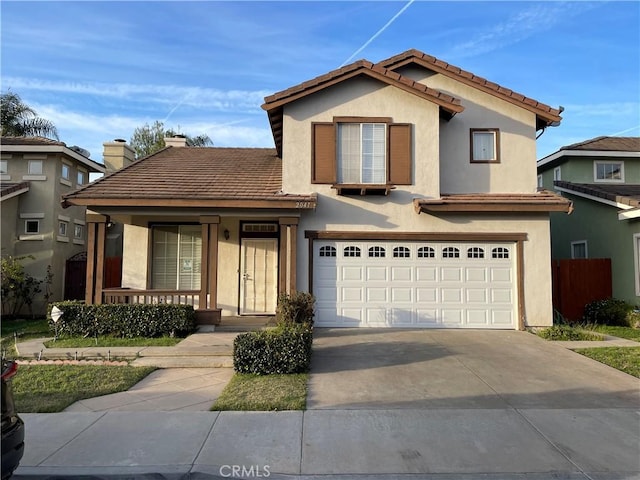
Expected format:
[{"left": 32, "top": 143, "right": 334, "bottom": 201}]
[
  {"left": 61, "top": 163, "right": 71, "bottom": 180},
  {"left": 470, "top": 129, "right": 500, "bottom": 163},
  {"left": 74, "top": 224, "right": 84, "bottom": 239},
  {"left": 0, "top": 160, "right": 7, "bottom": 174},
  {"left": 312, "top": 118, "right": 412, "bottom": 190},
  {"left": 338, "top": 123, "right": 386, "bottom": 184},
  {"left": 553, "top": 167, "right": 561, "bottom": 181},
  {"left": 77, "top": 169, "right": 87, "bottom": 185},
  {"left": 594, "top": 161, "right": 624, "bottom": 183},
  {"left": 537, "top": 175, "right": 543, "bottom": 189},
  {"left": 25, "top": 220, "right": 39, "bottom": 234},
  {"left": 28, "top": 160, "right": 43, "bottom": 175},
  {"left": 571, "top": 240, "right": 588, "bottom": 259}
]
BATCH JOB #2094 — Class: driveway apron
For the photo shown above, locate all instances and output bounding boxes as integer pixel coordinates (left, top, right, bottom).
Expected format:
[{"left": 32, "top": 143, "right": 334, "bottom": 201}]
[{"left": 307, "top": 329, "right": 640, "bottom": 409}]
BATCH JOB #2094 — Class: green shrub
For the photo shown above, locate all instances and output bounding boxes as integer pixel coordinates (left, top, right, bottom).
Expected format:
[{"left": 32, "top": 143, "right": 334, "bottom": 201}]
[
  {"left": 233, "top": 323, "right": 313, "bottom": 375},
  {"left": 582, "top": 298, "right": 635, "bottom": 327},
  {"left": 47, "top": 301, "right": 196, "bottom": 338},
  {"left": 537, "top": 325, "right": 603, "bottom": 341},
  {"left": 276, "top": 291, "right": 315, "bottom": 326}
]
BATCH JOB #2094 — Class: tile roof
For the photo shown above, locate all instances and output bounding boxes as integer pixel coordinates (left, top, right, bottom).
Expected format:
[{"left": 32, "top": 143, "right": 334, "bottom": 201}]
[
  {"left": 62, "top": 147, "right": 316, "bottom": 209},
  {"left": 554, "top": 181, "right": 640, "bottom": 208},
  {"left": 377, "top": 49, "right": 563, "bottom": 129},
  {"left": 414, "top": 191, "right": 573, "bottom": 213},
  {"left": 559, "top": 136, "right": 640, "bottom": 152},
  {"left": 0, "top": 181, "right": 30, "bottom": 201},
  {"left": 262, "top": 59, "right": 464, "bottom": 157},
  {"left": 1, "top": 136, "right": 65, "bottom": 146}
]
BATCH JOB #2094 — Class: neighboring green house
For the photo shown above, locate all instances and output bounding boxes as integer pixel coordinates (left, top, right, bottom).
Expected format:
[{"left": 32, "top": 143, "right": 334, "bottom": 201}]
[{"left": 537, "top": 136, "right": 640, "bottom": 306}]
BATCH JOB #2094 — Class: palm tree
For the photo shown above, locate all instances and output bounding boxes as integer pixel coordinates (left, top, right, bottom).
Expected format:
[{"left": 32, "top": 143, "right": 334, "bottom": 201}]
[{"left": 0, "top": 91, "right": 59, "bottom": 139}]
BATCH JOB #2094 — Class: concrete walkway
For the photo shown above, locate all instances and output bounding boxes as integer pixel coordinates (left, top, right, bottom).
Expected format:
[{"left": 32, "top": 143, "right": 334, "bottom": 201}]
[{"left": 11, "top": 329, "right": 640, "bottom": 479}]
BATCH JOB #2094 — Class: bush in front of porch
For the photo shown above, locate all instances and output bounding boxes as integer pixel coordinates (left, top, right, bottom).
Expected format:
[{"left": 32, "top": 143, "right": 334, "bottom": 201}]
[{"left": 47, "top": 301, "right": 196, "bottom": 339}]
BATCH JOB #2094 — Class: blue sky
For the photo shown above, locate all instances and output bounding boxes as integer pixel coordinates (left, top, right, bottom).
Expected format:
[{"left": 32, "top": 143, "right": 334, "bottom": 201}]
[{"left": 1, "top": 1, "right": 639, "bottom": 163}]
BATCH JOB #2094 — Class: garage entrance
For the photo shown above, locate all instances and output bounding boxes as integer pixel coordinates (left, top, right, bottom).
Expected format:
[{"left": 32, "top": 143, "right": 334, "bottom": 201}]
[{"left": 312, "top": 240, "right": 517, "bottom": 328}]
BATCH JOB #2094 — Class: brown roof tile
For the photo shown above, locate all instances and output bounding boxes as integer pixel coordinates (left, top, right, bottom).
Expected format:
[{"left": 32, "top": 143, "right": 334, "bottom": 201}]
[
  {"left": 1, "top": 136, "right": 65, "bottom": 146},
  {"left": 554, "top": 181, "right": 640, "bottom": 207},
  {"left": 0, "top": 181, "right": 30, "bottom": 200},
  {"left": 414, "top": 191, "right": 573, "bottom": 213},
  {"left": 63, "top": 147, "right": 315, "bottom": 208},
  {"left": 560, "top": 136, "right": 640, "bottom": 152},
  {"left": 378, "top": 49, "right": 562, "bottom": 128}
]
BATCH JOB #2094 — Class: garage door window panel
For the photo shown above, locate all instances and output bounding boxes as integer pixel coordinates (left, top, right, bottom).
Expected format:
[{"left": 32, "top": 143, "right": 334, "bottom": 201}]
[
  {"left": 393, "top": 246, "right": 410, "bottom": 258},
  {"left": 368, "top": 246, "right": 386, "bottom": 258},
  {"left": 344, "top": 246, "right": 361, "bottom": 257},
  {"left": 418, "top": 246, "right": 435, "bottom": 258},
  {"left": 467, "top": 247, "right": 485, "bottom": 259},
  {"left": 443, "top": 247, "right": 460, "bottom": 258},
  {"left": 492, "top": 247, "right": 510, "bottom": 259}
]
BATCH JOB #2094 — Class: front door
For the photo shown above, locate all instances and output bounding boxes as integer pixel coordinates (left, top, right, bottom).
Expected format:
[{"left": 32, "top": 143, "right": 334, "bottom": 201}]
[{"left": 240, "top": 238, "right": 278, "bottom": 315}]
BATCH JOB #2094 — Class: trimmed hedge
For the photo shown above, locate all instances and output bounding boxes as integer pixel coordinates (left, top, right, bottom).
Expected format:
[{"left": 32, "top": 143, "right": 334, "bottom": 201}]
[
  {"left": 47, "top": 301, "right": 196, "bottom": 338},
  {"left": 276, "top": 292, "right": 315, "bottom": 326},
  {"left": 233, "top": 324, "right": 313, "bottom": 375}
]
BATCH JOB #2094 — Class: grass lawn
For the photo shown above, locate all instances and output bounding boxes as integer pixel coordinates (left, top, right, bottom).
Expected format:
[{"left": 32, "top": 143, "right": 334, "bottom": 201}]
[
  {"left": 1, "top": 318, "right": 51, "bottom": 339},
  {"left": 44, "top": 336, "right": 182, "bottom": 348},
  {"left": 212, "top": 373, "right": 308, "bottom": 411},
  {"left": 587, "top": 325, "right": 640, "bottom": 342},
  {"left": 12, "top": 364, "right": 156, "bottom": 412},
  {"left": 575, "top": 347, "right": 640, "bottom": 378}
]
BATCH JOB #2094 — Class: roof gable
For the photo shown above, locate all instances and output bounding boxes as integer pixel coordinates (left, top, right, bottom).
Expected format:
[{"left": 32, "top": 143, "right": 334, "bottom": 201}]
[
  {"left": 378, "top": 49, "right": 562, "bottom": 130},
  {"left": 261, "top": 59, "right": 464, "bottom": 156},
  {"left": 538, "top": 136, "right": 640, "bottom": 169}
]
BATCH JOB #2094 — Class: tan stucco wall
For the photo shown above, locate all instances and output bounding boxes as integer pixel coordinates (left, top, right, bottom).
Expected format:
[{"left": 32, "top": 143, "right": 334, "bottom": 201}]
[
  {"left": 281, "top": 77, "right": 440, "bottom": 198},
  {"left": 396, "top": 65, "right": 538, "bottom": 194}
]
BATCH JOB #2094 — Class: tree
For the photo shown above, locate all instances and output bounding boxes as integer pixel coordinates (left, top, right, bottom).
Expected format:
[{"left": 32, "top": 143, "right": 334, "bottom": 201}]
[
  {"left": 129, "top": 120, "right": 212, "bottom": 158},
  {"left": 0, "top": 90, "right": 59, "bottom": 139}
]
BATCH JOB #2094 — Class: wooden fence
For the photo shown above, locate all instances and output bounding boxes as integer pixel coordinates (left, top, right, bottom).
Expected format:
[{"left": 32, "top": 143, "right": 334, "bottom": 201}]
[{"left": 551, "top": 258, "right": 612, "bottom": 322}]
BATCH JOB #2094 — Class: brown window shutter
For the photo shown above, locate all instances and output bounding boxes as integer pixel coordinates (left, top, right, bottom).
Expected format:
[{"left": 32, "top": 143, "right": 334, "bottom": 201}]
[
  {"left": 312, "top": 123, "right": 336, "bottom": 184},
  {"left": 388, "top": 123, "right": 412, "bottom": 185}
]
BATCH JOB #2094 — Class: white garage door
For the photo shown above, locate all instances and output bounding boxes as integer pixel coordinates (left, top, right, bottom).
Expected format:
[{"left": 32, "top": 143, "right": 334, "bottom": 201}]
[{"left": 313, "top": 241, "right": 517, "bottom": 329}]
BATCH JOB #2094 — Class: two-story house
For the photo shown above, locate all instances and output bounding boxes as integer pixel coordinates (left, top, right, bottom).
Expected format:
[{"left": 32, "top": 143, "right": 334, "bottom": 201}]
[
  {"left": 62, "top": 49, "right": 571, "bottom": 329},
  {"left": 1, "top": 137, "right": 106, "bottom": 316},
  {"left": 537, "top": 136, "right": 640, "bottom": 306}
]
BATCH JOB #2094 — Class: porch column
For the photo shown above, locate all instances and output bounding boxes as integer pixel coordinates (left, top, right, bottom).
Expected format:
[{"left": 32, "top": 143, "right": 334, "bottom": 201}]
[
  {"left": 279, "top": 217, "right": 299, "bottom": 295},
  {"left": 85, "top": 214, "right": 108, "bottom": 304},
  {"left": 199, "top": 216, "right": 220, "bottom": 323}
]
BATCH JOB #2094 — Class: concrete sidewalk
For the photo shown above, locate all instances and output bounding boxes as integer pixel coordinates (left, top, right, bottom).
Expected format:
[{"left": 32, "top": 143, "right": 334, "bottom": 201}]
[{"left": 14, "top": 408, "right": 640, "bottom": 479}]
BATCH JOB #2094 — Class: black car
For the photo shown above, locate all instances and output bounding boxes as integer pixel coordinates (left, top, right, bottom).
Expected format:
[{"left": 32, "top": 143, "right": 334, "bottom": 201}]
[{"left": 1, "top": 360, "right": 24, "bottom": 480}]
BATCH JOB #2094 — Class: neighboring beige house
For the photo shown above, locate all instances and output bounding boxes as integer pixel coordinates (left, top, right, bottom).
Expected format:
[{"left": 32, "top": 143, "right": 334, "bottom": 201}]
[
  {"left": 63, "top": 49, "right": 571, "bottom": 329},
  {"left": 1, "top": 137, "right": 106, "bottom": 315}
]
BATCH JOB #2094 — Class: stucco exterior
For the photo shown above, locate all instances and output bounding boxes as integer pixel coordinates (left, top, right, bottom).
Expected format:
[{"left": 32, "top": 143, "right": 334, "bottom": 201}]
[
  {"left": 0, "top": 140, "right": 105, "bottom": 315},
  {"left": 64, "top": 49, "right": 567, "bottom": 328}
]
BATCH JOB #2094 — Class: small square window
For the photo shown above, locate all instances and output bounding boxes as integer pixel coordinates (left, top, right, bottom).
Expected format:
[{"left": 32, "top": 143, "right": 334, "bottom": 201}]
[
  {"left": 25, "top": 220, "right": 39, "bottom": 234},
  {"left": 77, "top": 170, "right": 86, "bottom": 185},
  {"left": 571, "top": 241, "right": 588, "bottom": 259},
  {"left": 470, "top": 129, "right": 499, "bottom": 163},
  {"left": 61, "top": 164, "right": 71, "bottom": 180},
  {"left": 0, "top": 160, "right": 7, "bottom": 174},
  {"left": 58, "top": 221, "right": 68, "bottom": 236},
  {"left": 28, "top": 160, "right": 43, "bottom": 175},
  {"left": 74, "top": 224, "right": 84, "bottom": 238},
  {"left": 594, "top": 161, "right": 624, "bottom": 182}
]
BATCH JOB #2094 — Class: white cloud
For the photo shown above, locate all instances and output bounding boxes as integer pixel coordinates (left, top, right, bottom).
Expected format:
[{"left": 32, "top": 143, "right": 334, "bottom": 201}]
[
  {"left": 5, "top": 77, "right": 270, "bottom": 113},
  {"left": 446, "top": 2, "right": 599, "bottom": 59}
]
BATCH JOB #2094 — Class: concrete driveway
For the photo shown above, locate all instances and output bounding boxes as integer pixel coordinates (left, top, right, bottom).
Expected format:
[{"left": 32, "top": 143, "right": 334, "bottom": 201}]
[{"left": 307, "top": 329, "right": 640, "bottom": 409}]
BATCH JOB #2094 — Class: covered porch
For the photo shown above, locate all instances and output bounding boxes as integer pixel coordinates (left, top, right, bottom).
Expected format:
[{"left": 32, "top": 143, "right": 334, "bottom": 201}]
[{"left": 83, "top": 213, "right": 308, "bottom": 324}]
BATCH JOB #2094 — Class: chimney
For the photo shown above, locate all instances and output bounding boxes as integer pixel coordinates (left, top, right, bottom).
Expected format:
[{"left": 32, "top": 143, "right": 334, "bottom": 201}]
[
  {"left": 103, "top": 139, "right": 135, "bottom": 174},
  {"left": 164, "top": 134, "right": 187, "bottom": 148}
]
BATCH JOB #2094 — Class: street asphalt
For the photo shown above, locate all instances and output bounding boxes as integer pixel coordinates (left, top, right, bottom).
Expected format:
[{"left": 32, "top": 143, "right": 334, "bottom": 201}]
[{"left": 11, "top": 329, "right": 640, "bottom": 480}]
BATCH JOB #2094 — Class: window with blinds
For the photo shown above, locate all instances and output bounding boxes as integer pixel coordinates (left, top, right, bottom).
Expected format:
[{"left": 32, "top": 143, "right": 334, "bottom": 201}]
[{"left": 152, "top": 225, "right": 202, "bottom": 289}]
